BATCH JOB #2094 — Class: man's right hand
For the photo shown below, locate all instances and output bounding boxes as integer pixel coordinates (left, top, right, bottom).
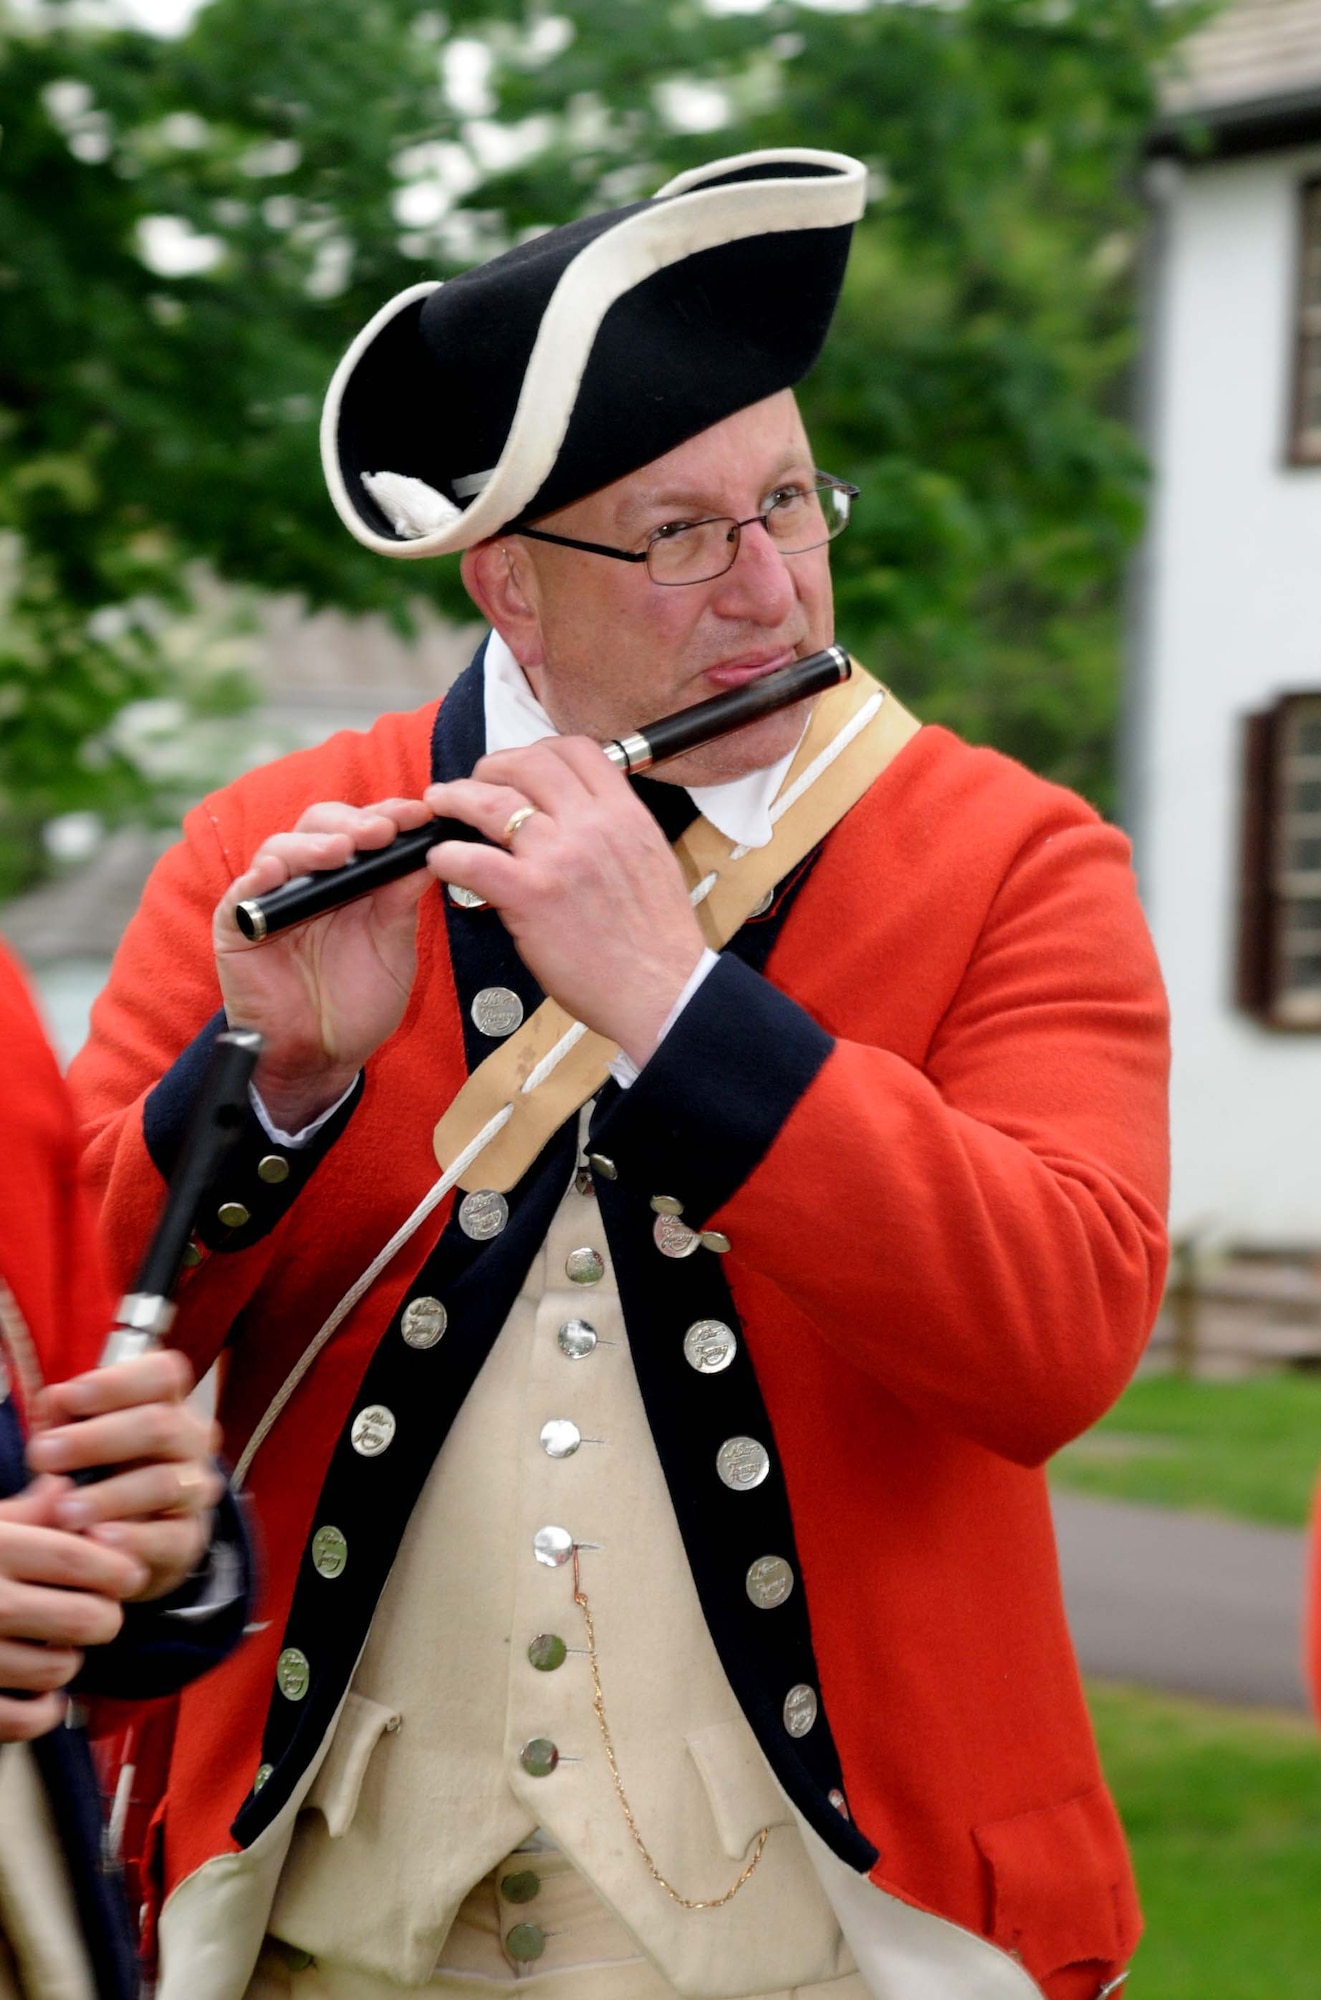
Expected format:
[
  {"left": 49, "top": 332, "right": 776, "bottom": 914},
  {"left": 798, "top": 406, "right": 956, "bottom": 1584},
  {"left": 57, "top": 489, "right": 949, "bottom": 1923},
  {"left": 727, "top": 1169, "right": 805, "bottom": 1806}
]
[
  {"left": 214, "top": 798, "right": 437, "bottom": 1133},
  {"left": 0, "top": 1477, "right": 149, "bottom": 1742}
]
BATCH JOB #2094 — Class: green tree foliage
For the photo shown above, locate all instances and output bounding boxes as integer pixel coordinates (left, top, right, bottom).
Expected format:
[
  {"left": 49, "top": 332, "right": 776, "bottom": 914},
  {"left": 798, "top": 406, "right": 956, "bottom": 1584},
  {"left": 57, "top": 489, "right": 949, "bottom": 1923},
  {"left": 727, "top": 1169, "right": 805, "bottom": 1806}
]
[{"left": 0, "top": 0, "right": 1204, "bottom": 877}]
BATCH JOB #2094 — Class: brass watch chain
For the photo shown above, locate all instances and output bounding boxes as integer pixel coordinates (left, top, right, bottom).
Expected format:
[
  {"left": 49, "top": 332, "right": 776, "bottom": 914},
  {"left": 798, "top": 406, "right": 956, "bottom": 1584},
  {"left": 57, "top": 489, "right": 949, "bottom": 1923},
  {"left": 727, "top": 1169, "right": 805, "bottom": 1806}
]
[{"left": 571, "top": 1545, "right": 769, "bottom": 1908}]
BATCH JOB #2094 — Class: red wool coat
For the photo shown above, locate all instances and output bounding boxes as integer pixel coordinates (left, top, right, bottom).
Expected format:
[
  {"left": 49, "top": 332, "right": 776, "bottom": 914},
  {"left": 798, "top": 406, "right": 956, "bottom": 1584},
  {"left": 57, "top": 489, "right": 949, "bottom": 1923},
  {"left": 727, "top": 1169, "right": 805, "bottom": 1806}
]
[{"left": 69, "top": 692, "right": 1170, "bottom": 1998}]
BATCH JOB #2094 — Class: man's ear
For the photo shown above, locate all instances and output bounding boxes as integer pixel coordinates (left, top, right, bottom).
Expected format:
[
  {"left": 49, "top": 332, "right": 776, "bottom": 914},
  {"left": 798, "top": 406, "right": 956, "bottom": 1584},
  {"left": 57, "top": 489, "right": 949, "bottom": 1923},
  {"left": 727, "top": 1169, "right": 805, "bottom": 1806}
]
[{"left": 461, "top": 540, "right": 546, "bottom": 669}]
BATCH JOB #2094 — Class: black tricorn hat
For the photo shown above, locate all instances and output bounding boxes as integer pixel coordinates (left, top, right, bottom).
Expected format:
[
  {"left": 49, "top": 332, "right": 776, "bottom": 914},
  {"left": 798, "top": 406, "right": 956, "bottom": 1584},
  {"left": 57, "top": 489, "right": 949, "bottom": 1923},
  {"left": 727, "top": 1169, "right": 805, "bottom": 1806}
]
[{"left": 321, "top": 148, "right": 867, "bottom": 559}]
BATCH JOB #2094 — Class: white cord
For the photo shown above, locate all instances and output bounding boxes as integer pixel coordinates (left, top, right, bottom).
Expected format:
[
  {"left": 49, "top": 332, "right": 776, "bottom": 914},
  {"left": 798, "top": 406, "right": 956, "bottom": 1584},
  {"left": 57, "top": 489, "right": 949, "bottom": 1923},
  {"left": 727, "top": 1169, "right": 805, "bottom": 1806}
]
[
  {"left": 233, "top": 688, "right": 885, "bottom": 1486},
  {"left": 232, "top": 1101, "right": 512, "bottom": 1489}
]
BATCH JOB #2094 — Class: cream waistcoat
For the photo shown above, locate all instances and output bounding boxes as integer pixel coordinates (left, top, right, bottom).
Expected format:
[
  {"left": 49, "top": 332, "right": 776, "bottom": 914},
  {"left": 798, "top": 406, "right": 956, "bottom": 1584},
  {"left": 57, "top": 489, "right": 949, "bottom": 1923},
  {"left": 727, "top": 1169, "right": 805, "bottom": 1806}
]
[{"left": 266, "top": 1152, "right": 854, "bottom": 1996}]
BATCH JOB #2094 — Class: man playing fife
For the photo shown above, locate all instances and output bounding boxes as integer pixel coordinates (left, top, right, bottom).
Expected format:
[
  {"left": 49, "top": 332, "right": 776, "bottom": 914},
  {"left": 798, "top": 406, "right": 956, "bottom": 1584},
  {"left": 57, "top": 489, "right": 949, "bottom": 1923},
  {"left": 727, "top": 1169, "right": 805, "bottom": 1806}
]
[{"left": 71, "top": 150, "right": 1169, "bottom": 2000}]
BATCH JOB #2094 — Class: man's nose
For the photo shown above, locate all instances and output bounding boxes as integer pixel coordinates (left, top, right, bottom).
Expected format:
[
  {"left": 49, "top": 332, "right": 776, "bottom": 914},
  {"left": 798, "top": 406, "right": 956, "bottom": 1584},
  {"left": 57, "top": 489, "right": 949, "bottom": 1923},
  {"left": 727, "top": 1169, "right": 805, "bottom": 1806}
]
[{"left": 709, "top": 519, "right": 798, "bottom": 622}]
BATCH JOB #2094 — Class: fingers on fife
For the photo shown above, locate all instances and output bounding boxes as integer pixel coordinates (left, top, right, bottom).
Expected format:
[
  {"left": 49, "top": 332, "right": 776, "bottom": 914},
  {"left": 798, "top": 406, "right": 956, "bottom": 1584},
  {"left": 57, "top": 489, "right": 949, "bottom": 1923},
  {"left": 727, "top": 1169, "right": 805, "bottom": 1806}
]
[{"left": 25, "top": 1349, "right": 222, "bottom": 1607}]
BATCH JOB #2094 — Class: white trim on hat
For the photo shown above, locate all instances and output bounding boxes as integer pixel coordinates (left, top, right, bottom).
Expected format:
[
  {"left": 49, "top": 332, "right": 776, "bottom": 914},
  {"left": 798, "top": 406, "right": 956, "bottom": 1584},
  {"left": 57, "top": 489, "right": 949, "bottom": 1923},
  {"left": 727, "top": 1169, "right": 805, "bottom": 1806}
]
[{"left": 323, "top": 148, "right": 867, "bottom": 561}]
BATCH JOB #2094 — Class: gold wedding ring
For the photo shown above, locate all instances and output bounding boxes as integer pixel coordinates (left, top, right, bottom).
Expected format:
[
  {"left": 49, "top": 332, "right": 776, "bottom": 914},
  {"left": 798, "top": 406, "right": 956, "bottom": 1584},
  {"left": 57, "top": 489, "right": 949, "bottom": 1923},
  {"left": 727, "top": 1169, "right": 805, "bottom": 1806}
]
[
  {"left": 501, "top": 804, "right": 539, "bottom": 848},
  {"left": 169, "top": 1464, "right": 208, "bottom": 1513}
]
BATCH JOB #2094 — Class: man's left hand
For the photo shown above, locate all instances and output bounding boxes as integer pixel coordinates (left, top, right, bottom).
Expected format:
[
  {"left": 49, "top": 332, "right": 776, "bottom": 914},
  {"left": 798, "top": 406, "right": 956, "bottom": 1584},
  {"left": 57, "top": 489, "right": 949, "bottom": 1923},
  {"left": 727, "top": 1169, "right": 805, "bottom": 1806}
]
[
  {"left": 26, "top": 1351, "right": 223, "bottom": 1603},
  {"left": 424, "top": 738, "right": 707, "bottom": 1066}
]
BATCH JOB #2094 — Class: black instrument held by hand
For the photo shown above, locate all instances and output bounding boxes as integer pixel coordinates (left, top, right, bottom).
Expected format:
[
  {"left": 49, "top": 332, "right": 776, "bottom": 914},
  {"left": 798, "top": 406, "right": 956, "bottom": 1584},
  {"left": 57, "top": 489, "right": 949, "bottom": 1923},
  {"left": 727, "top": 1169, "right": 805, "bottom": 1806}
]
[
  {"left": 235, "top": 645, "right": 851, "bottom": 943},
  {"left": 99, "top": 1028, "right": 263, "bottom": 1369}
]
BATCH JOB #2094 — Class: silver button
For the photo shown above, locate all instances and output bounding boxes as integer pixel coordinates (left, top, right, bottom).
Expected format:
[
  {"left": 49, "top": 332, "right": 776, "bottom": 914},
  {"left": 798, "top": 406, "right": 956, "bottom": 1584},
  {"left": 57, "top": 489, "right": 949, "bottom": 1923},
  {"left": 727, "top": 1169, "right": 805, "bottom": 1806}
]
[
  {"left": 750, "top": 887, "right": 775, "bottom": 918},
  {"left": 527, "top": 1633, "right": 567, "bottom": 1672},
  {"left": 448, "top": 882, "right": 488, "bottom": 909},
  {"left": 586, "top": 1152, "right": 618, "bottom": 1180},
  {"left": 351, "top": 1404, "right": 396, "bottom": 1457},
  {"left": 783, "top": 1684, "right": 818, "bottom": 1738},
  {"left": 829, "top": 1788, "right": 850, "bottom": 1819},
  {"left": 716, "top": 1436, "right": 770, "bottom": 1491},
  {"left": 649, "top": 1194, "right": 684, "bottom": 1217},
  {"left": 700, "top": 1229, "right": 732, "bottom": 1254},
  {"left": 401, "top": 1296, "right": 447, "bottom": 1348},
  {"left": 311, "top": 1525, "right": 347, "bottom": 1578},
  {"left": 565, "top": 1246, "right": 605, "bottom": 1285},
  {"left": 257, "top": 1154, "right": 290, "bottom": 1184},
  {"left": 557, "top": 1318, "right": 598, "bottom": 1360},
  {"left": 540, "top": 1419, "right": 581, "bottom": 1459},
  {"left": 181, "top": 1241, "right": 203, "bottom": 1268},
  {"left": 520, "top": 1737, "right": 559, "bottom": 1778},
  {"left": 745, "top": 1555, "right": 795, "bottom": 1609},
  {"left": 506, "top": 1921, "right": 547, "bottom": 1961},
  {"left": 217, "top": 1200, "right": 250, "bottom": 1229},
  {"left": 276, "top": 1647, "right": 310, "bottom": 1700},
  {"left": 683, "top": 1319, "right": 737, "bottom": 1374},
  {"left": 533, "top": 1525, "right": 574, "bottom": 1567},
  {"left": 472, "top": 986, "right": 524, "bottom": 1037},
  {"left": 653, "top": 1214, "right": 699, "bottom": 1260},
  {"left": 459, "top": 1189, "right": 509, "bottom": 1241},
  {"left": 253, "top": 1762, "right": 273, "bottom": 1792}
]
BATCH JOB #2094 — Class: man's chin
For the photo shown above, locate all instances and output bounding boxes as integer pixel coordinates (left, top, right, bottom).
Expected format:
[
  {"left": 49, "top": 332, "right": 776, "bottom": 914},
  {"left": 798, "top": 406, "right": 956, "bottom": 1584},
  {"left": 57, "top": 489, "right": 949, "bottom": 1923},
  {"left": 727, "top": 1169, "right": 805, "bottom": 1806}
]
[{"left": 651, "top": 704, "right": 814, "bottom": 790}]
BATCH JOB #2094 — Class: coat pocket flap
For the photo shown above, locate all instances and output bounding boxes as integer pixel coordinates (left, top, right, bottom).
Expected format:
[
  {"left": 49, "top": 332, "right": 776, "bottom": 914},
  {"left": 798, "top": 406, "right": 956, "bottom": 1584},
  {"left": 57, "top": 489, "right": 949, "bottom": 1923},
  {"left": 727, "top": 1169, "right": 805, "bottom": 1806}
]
[
  {"left": 305, "top": 1691, "right": 401, "bottom": 1839},
  {"left": 973, "top": 1783, "right": 1140, "bottom": 1979},
  {"left": 686, "top": 1720, "right": 793, "bottom": 1860}
]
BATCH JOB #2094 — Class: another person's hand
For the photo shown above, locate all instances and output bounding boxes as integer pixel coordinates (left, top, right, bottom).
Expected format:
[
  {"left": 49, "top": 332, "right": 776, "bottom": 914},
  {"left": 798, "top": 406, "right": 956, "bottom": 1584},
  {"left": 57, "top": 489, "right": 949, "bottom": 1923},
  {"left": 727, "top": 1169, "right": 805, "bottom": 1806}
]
[
  {"left": 213, "top": 796, "right": 437, "bottom": 1132},
  {"left": 424, "top": 738, "right": 707, "bottom": 1065},
  {"left": 0, "top": 1477, "right": 149, "bottom": 1742},
  {"left": 27, "top": 1350, "right": 222, "bottom": 1604}
]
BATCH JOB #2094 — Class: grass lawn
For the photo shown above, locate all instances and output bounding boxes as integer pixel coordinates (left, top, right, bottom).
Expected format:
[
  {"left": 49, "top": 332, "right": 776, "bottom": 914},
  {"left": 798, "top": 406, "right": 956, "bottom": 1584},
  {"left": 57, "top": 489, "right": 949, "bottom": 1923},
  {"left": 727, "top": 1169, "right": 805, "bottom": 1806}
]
[
  {"left": 1050, "top": 1372, "right": 1321, "bottom": 1528},
  {"left": 1091, "top": 1682, "right": 1321, "bottom": 1997}
]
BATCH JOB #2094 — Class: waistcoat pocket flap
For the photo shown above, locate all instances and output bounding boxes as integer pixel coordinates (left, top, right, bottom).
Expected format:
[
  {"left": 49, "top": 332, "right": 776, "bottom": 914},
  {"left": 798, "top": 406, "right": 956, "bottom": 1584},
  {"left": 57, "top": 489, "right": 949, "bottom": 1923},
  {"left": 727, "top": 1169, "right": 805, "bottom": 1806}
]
[
  {"left": 306, "top": 1692, "right": 402, "bottom": 1839},
  {"left": 972, "top": 1783, "right": 1140, "bottom": 1979},
  {"left": 685, "top": 1721, "right": 792, "bottom": 1860}
]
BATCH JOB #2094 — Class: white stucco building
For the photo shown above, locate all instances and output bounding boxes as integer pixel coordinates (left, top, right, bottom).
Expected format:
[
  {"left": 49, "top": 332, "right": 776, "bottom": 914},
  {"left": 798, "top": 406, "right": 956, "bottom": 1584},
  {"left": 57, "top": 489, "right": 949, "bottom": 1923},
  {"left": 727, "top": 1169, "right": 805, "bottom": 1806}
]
[{"left": 1130, "top": 0, "right": 1321, "bottom": 1243}]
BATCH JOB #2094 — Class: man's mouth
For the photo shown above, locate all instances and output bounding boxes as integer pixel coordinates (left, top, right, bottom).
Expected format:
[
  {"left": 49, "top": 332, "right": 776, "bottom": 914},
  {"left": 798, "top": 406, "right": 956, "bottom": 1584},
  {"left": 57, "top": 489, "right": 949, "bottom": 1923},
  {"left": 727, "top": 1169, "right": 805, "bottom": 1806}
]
[{"left": 701, "top": 649, "right": 798, "bottom": 691}]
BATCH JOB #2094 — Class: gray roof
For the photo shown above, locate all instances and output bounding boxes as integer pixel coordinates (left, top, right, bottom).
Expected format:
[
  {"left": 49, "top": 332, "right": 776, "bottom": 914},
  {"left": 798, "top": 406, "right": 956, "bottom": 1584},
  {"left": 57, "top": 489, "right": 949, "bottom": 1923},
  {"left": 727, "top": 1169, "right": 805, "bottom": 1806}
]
[
  {"left": 0, "top": 828, "right": 172, "bottom": 967},
  {"left": 1158, "top": 0, "right": 1321, "bottom": 148}
]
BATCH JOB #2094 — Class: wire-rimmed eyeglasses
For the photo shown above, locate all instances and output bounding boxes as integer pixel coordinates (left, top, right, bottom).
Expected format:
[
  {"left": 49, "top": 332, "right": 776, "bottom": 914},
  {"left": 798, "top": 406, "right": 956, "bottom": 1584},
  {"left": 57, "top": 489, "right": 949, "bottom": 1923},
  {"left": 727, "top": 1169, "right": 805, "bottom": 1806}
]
[{"left": 514, "top": 475, "right": 859, "bottom": 587}]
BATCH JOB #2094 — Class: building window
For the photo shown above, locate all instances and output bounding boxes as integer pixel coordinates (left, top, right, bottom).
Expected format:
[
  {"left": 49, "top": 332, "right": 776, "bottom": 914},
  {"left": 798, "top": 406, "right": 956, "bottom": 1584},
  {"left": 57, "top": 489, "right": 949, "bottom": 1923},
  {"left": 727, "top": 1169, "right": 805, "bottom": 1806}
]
[
  {"left": 1292, "top": 182, "right": 1321, "bottom": 463},
  {"left": 1239, "top": 693, "right": 1321, "bottom": 1028}
]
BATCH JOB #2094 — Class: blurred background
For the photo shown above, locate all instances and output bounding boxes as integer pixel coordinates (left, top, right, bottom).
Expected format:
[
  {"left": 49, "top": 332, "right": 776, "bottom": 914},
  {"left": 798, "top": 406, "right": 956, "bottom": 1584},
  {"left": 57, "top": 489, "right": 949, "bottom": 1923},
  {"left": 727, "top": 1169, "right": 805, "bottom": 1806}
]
[{"left": 3, "top": 0, "right": 1321, "bottom": 1989}]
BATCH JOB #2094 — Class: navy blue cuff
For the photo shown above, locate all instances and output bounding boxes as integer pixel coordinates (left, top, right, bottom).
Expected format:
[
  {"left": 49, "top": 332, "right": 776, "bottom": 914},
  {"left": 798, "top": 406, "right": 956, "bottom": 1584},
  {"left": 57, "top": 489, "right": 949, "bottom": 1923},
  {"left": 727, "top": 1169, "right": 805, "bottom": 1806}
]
[
  {"left": 76, "top": 1484, "right": 255, "bottom": 1701},
  {"left": 143, "top": 1010, "right": 363, "bottom": 1253},
  {"left": 589, "top": 955, "right": 833, "bottom": 1226}
]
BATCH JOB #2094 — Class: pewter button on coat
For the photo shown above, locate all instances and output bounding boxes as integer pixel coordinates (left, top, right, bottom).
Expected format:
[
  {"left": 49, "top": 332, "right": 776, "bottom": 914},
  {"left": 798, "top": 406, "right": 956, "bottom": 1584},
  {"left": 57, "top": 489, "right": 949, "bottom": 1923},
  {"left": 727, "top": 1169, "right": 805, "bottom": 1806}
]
[
  {"left": 311, "top": 1525, "right": 347, "bottom": 1579},
  {"left": 649, "top": 1194, "right": 684, "bottom": 1217},
  {"left": 217, "top": 1200, "right": 250, "bottom": 1229},
  {"left": 750, "top": 887, "right": 775, "bottom": 918},
  {"left": 501, "top": 1869, "right": 541, "bottom": 1904},
  {"left": 783, "top": 1684, "right": 818, "bottom": 1738},
  {"left": 253, "top": 1762, "right": 273, "bottom": 1793},
  {"left": 472, "top": 986, "right": 524, "bottom": 1037},
  {"left": 533, "top": 1525, "right": 574, "bottom": 1567},
  {"left": 565, "top": 1246, "right": 605, "bottom": 1285},
  {"left": 653, "top": 1214, "right": 699, "bottom": 1260},
  {"left": 684, "top": 1320, "right": 737, "bottom": 1374},
  {"left": 540, "top": 1419, "right": 581, "bottom": 1459},
  {"left": 401, "top": 1296, "right": 447, "bottom": 1348},
  {"left": 829, "top": 1788, "right": 851, "bottom": 1819},
  {"left": 520, "top": 1737, "right": 559, "bottom": 1778},
  {"left": 700, "top": 1229, "right": 732, "bottom": 1254},
  {"left": 351, "top": 1405, "right": 396, "bottom": 1457},
  {"left": 506, "top": 1922, "right": 547, "bottom": 1961},
  {"left": 745, "top": 1555, "right": 795, "bottom": 1609},
  {"left": 257, "top": 1153, "right": 290, "bottom": 1184},
  {"left": 527, "top": 1633, "right": 567, "bottom": 1672},
  {"left": 448, "top": 882, "right": 488, "bottom": 909},
  {"left": 557, "top": 1318, "right": 598, "bottom": 1360},
  {"left": 460, "top": 1189, "right": 509, "bottom": 1241},
  {"left": 586, "top": 1152, "right": 617, "bottom": 1180},
  {"left": 276, "top": 1648, "right": 310, "bottom": 1700},
  {"left": 716, "top": 1436, "right": 770, "bottom": 1491}
]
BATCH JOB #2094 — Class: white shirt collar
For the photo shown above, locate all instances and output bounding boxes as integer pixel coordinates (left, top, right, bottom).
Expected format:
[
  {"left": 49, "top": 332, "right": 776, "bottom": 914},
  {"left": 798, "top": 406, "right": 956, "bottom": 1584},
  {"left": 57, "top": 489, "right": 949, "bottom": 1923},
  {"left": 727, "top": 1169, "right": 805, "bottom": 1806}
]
[{"left": 481, "top": 630, "right": 800, "bottom": 850}]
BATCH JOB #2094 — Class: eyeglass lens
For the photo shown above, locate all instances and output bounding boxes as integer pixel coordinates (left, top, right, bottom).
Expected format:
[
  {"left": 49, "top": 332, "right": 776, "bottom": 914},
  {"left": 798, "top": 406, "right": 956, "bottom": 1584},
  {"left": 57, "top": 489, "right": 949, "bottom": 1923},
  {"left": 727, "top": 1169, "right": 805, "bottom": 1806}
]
[{"left": 645, "top": 481, "right": 853, "bottom": 586}]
